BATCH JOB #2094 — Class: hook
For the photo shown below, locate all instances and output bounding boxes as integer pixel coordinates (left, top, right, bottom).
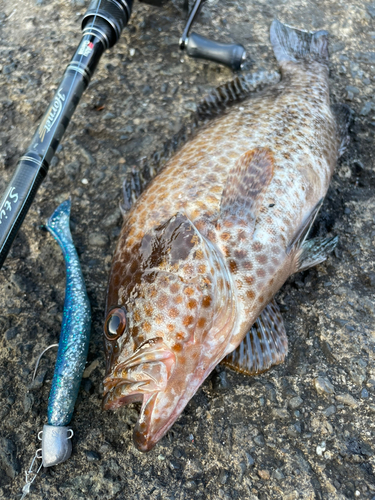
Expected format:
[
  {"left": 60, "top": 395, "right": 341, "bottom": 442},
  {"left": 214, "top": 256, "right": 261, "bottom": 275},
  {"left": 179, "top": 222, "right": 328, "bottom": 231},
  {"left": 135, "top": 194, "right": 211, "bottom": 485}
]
[{"left": 32, "top": 344, "right": 59, "bottom": 381}]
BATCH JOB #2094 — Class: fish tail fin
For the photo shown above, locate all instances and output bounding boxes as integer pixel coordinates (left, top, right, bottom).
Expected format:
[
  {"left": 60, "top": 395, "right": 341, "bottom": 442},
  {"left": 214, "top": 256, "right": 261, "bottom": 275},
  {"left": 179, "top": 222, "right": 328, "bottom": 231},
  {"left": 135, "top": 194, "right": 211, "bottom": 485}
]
[
  {"left": 270, "top": 19, "right": 329, "bottom": 67},
  {"left": 46, "top": 198, "right": 73, "bottom": 245}
]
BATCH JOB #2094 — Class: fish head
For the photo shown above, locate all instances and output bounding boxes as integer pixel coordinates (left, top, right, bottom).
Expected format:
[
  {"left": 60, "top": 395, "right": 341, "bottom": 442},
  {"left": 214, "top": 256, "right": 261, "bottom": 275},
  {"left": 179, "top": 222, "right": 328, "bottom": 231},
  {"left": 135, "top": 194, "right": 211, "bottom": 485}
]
[{"left": 103, "top": 212, "right": 236, "bottom": 451}]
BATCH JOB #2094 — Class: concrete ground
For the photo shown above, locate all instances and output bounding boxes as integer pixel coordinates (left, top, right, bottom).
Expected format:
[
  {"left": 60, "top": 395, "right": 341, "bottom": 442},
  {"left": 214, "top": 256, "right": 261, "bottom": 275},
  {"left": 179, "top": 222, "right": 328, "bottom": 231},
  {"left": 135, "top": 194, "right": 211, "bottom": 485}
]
[{"left": 0, "top": 0, "right": 375, "bottom": 498}]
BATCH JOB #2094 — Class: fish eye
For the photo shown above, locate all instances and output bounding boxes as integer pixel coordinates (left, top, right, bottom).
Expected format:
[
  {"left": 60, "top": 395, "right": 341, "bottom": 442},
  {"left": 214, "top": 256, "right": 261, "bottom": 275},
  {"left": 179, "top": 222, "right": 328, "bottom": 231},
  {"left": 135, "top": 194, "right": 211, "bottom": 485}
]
[{"left": 104, "top": 307, "right": 127, "bottom": 340}]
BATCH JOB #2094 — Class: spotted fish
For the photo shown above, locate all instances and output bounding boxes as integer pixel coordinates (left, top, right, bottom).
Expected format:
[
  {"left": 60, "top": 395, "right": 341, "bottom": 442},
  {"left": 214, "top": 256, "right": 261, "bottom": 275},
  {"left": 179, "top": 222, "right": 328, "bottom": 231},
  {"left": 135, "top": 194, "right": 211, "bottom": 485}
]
[{"left": 103, "top": 20, "right": 350, "bottom": 451}]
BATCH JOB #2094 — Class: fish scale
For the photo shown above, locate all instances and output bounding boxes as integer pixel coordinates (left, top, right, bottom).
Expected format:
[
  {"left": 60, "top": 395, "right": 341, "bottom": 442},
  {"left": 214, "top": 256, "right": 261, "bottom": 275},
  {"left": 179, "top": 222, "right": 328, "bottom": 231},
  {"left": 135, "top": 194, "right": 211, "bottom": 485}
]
[{"left": 103, "top": 20, "right": 349, "bottom": 451}]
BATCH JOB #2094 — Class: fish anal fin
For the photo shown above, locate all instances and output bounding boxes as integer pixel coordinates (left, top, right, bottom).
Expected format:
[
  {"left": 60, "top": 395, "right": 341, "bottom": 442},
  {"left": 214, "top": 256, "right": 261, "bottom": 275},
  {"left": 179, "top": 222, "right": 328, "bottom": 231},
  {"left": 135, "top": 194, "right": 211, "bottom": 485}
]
[
  {"left": 295, "top": 235, "right": 338, "bottom": 273},
  {"left": 331, "top": 103, "right": 353, "bottom": 157},
  {"left": 222, "top": 299, "right": 288, "bottom": 376},
  {"left": 286, "top": 198, "right": 324, "bottom": 255},
  {"left": 219, "top": 148, "right": 274, "bottom": 227}
]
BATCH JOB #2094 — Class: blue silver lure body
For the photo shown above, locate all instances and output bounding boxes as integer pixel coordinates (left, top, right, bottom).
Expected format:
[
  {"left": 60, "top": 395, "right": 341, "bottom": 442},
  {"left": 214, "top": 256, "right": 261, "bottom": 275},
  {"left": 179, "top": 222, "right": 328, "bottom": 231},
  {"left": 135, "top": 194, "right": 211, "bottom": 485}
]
[{"left": 42, "top": 199, "right": 91, "bottom": 467}]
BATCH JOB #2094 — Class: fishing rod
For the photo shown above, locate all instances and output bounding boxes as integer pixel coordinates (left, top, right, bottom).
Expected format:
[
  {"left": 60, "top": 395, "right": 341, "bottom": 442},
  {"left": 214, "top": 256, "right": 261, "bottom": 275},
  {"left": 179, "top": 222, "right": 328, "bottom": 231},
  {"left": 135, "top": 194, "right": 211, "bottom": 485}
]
[
  {"left": 0, "top": 0, "right": 246, "bottom": 269},
  {"left": 0, "top": 0, "right": 133, "bottom": 268}
]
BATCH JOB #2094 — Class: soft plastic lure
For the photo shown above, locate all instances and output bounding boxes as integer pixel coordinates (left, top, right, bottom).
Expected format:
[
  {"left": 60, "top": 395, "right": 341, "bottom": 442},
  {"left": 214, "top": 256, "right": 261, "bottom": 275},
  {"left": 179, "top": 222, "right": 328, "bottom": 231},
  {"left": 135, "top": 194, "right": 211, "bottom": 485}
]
[{"left": 22, "top": 199, "right": 91, "bottom": 498}]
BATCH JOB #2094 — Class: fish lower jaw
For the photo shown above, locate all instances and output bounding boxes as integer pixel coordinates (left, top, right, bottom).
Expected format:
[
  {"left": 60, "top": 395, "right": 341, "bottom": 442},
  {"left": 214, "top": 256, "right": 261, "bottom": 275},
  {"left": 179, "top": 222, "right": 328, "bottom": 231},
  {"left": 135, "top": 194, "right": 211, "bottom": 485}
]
[
  {"left": 102, "top": 382, "right": 147, "bottom": 410},
  {"left": 134, "top": 362, "right": 222, "bottom": 452}
]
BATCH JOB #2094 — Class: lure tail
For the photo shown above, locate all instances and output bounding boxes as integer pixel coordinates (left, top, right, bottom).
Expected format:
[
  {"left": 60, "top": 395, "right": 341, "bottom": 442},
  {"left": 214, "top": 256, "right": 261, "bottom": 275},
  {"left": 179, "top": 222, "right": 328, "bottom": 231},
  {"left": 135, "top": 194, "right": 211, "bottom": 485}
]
[{"left": 46, "top": 198, "right": 73, "bottom": 250}]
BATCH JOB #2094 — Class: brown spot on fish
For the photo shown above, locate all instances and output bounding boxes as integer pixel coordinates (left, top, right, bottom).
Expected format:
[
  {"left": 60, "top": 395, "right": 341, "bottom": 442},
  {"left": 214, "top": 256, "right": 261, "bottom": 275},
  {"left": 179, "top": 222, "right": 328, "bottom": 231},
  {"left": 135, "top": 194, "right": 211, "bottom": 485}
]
[
  {"left": 256, "top": 268, "right": 266, "bottom": 278},
  {"left": 198, "top": 264, "right": 207, "bottom": 274},
  {"left": 195, "top": 249, "right": 204, "bottom": 260},
  {"left": 173, "top": 343, "right": 183, "bottom": 353},
  {"left": 245, "top": 275, "right": 255, "bottom": 285},
  {"left": 188, "top": 299, "right": 197, "bottom": 309},
  {"left": 234, "top": 249, "right": 247, "bottom": 260},
  {"left": 256, "top": 254, "right": 268, "bottom": 265},
  {"left": 143, "top": 321, "right": 152, "bottom": 333},
  {"left": 243, "top": 261, "right": 253, "bottom": 271},
  {"left": 168, "top": 307, "right": 179, "bottom": 318},
  {"left": 202, "top": 295, "right": 212, "bottom": 308},
  {"left": 144, "top": 304, "right": 153, "bottom": 316},
  {"left": 271, "top": 257, "right": 280, "bottom": 267},
  {"left": 134, "top": 311, "right": 141, "bottom": 323},
  {"left": 170, "top": 283, "right": 180, "bottom": 294},
  {"left": 252, "top": 242, "right": 263, "bottom": 252},
  {"left": 157, "top": 294, "right": 168, "bottom": 308},
  {"left": 229, "top": 260, "right": 238, "bottom": 274},
  {"left": 183, "top": 315, "right": 194, "bottom": 327},
  {"left": 197, "top": 317, "right": 206, "bottom": 328},
  {"left": 155, "top": 314, "right": 163, "bottom": 325}
]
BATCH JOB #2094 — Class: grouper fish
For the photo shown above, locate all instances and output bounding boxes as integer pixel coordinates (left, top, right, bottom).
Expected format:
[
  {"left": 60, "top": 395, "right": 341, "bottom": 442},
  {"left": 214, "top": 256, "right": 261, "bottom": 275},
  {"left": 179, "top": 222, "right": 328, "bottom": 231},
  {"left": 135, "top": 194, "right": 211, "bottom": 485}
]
[{"left": 103, "top": 20, "right": 350, "bottom": 451}]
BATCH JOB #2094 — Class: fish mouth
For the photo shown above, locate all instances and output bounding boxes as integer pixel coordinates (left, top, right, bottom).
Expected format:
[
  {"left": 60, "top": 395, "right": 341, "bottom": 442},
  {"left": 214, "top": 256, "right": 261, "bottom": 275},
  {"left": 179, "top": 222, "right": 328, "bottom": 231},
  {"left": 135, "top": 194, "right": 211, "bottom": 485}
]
[{"left": 103, "top": 337, "right": 176, "bottom": 450}]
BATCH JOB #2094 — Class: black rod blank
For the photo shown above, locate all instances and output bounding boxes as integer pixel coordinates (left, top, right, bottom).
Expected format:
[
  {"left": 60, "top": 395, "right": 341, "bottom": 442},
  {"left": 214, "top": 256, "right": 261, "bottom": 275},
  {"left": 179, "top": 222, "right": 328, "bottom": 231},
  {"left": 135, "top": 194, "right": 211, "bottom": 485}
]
[{"left": 0, "top": 0, "right": 133, "bottom": 269}]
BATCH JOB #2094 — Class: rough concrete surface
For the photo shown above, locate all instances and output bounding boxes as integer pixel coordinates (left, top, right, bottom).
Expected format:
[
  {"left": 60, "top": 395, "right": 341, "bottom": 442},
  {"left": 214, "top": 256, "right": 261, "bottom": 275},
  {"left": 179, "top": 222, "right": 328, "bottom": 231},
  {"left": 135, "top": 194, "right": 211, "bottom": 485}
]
[{"left": 0, "top": 0, "right": 375, "bottom": 498}]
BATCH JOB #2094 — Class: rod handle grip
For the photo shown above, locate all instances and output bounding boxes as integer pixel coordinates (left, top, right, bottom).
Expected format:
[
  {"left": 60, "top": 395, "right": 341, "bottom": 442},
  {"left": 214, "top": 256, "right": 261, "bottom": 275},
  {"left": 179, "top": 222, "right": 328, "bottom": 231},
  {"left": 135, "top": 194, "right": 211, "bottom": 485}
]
[{"left": 185, "top": 32, "right": 246, "bottom": 71}]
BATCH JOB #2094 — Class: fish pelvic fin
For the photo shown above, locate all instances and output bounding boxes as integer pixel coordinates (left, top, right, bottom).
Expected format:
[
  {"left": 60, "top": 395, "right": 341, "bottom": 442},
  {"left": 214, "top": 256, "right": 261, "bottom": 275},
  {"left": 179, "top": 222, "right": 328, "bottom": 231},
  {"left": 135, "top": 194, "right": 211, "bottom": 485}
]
[
  {"left": 219, "top": 148, "right": 274, "bottom": 230},
  {"left": 222, "top": 299, "right": 288, "bottom": 376},
  {"left": 270, "top": 20, "right": 329, "bottom": 67}
]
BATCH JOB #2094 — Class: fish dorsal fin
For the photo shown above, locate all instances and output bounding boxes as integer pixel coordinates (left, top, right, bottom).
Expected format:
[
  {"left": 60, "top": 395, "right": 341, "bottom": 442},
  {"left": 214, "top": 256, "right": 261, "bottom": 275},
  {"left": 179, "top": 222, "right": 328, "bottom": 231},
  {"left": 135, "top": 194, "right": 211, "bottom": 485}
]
[
  {"left": 121, "top": 72, "right": 280, "bottom": 214},
  {"left": 219, "top": 148, "right": 274, "bottom": 227},
  {"left": 222, "top": 299, "right": 288, "bottom": 376},
  {"left": 286, "top": 198, "right": 324, "bottom": 255},
  {"left": 197, "top": 71, "right": 280, "bottom": 120},
  {"left": 295, "top": 235, "right": 338, "bottom": 273},
  {"left": 121, "top": 120, "right": 199, "bottom": 213}
]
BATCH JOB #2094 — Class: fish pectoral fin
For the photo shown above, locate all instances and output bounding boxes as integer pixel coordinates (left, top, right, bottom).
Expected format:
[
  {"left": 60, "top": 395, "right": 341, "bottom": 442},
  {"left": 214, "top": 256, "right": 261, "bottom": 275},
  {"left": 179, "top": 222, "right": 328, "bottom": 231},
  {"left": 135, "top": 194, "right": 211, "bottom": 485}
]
[
  {"left": 222, "top": 299, "right": 288, "bottom": 376},
  {"left": 219, "top": 148, "right": 274, "bottom": 229},
  {"left": 286, "top": 198, "right": 324, "bottom": 255},
  {"left": 294, "top": 235, "right": 338, "bottom": 273}
]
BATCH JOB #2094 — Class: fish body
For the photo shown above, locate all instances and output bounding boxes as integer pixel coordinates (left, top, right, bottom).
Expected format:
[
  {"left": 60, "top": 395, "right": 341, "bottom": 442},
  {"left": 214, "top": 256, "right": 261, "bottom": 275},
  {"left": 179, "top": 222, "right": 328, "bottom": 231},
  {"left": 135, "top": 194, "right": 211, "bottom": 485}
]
[{"left": 103, "top": 21, "right": 347, "bottom": 451}]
